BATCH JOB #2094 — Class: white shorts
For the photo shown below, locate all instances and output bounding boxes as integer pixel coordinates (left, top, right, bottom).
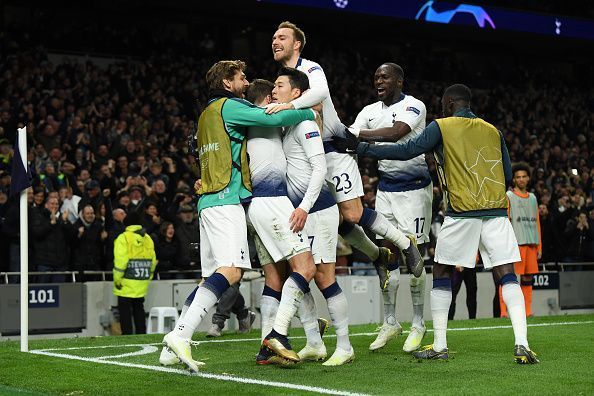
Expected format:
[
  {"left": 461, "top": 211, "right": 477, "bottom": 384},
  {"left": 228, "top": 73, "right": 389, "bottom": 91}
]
[
  {"left": 434, "top": 216, "right": 521, "bottom": 269},
  {"left": 247, "top": 196, "right": 310, "bottom": 265},
  {"left": 305, "top": 205, "right": 340, "bottom": 264},
  {"left": 375, "top": 183, "right": 433, "bottom": 244},
  {"left": 325, "top": 151, "right": 364, "bottom": 203},
  {"left": 199, "top": 205, "right": 251, "bottom": 277}
]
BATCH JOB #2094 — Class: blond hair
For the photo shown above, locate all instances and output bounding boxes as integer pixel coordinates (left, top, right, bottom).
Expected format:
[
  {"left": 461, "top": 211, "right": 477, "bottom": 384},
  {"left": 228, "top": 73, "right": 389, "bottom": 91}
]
[
  {"left": 205, "top": 60, "right": 246, "bottom": 91},
  {"left": 278, "top": 21, "right": 306, "bottom": 53}
]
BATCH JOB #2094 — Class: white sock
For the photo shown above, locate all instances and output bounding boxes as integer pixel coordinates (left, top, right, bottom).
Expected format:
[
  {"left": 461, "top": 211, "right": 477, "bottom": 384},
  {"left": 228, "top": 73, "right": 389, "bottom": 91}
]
[
  {"left": 327, "top": 292, "right": 351, "bottom": 351},
  {"left": 502, "top": 282, "right": 529, "bottom": 348},
  {"left": 175, "top": 287, "right": 218, "bottom": 339},
  {"left": 382, "top": 269, "right": 400, "bottom": 326},
  {"left": 341, "top": 224, "right": 380, "bottom": 261},
  {"left": 299, "top": 291, "right": 323, "bottom": 346},
  {"left": 431, "top": 288, "right": 451, "bottom": 352},
  {"left": 260, "top": 295, "right": 280, "bottom": 342},
  {"left": 365, "top": 213, "right": 410, "bottom": 250},
  {"left": 273, "top": 276, "right": 306, "bottom": 336},
  {"left": 410, "top": 268, "right": 426, "bottom": 328}
]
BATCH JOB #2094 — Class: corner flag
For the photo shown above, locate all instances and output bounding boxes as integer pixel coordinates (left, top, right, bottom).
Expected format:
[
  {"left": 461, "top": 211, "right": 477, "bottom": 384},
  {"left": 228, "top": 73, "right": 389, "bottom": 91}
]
[{"left": 10, "top": 127, "right": 31, "bottom": 196}]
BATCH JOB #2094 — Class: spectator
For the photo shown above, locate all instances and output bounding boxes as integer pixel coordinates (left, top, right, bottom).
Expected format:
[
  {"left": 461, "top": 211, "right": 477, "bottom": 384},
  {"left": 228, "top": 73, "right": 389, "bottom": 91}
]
[
  {"left": 78, "top": 180, "right": 103, "bottom": 213},
  {"left": 173, "top": 204, "right": 200, "bottom": 271},
  {"left": 104, "top": 208, "right": 127, "bottom": 270},
  {"left": 71, "top": 204, "right": 108, "bottom": 279},
  {"left": 563, "top": 211, "right": 594, "bottom": 266},
  {"left": 31, "top": 197, "right": 74, "bottom": 283},
  {"left": 142, "top": 201, "right": 161, "bottom": 235},
  {"left": 152, "top": 221, "right": 183, "bottom": 278},
  {"left": 113, "top": 211, "right": 157, "bottom": 335}
]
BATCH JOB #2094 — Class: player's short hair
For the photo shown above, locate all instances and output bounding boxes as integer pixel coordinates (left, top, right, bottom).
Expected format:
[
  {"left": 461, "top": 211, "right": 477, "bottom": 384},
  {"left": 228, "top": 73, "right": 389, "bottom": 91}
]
[
  {"left": 512, "top": 162, "right": 531, "bottom": 177},
  {"left": 205, "top": 60, "right": 246, "bottom": 92},
  {"left": 278, "top": 21, "right": 306, "bottom": 53},
  {"left": 277, "top": 67, "right": 310, "bottom": 92},
  {"left": 246, "top": 79, "right": 274, "bottom": 105},
  {"left": 382, "top": 63, "right": 404, "bottom": 79},
  {"left": 443, "top": 84, "right": 471, "bottom": 103}
]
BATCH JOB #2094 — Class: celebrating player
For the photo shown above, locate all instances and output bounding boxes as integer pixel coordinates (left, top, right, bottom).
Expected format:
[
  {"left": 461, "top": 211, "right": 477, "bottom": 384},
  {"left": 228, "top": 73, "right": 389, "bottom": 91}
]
[
  {"left": 242, "top": 78, "right": 317, "bottom": 365},
  {"left": 267, "top": 21, "right": 423, "bottom": 288},
  {"left": 333, "top": 84, "right": 539, "bottom": 364},
  {"left": 273, "top": 67, "right": 354, "bottom": 366},
  {"left": 162, "top": 60, "right": 318, "bottom": 372},
  {"left": 351, "top": 63, "right": 430, "bottom": 353}
]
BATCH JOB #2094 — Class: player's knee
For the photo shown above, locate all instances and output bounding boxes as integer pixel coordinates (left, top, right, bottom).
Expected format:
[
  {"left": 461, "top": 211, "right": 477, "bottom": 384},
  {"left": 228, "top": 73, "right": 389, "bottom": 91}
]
[
  {"left": 340, "top": 208, "right": 361, "bottom": 224},
  {"left": 219, "top": 266, "right": 242, "bottom": 285},
  {"left": 314, "top": 270, "right": 335, "bottom": 290}
]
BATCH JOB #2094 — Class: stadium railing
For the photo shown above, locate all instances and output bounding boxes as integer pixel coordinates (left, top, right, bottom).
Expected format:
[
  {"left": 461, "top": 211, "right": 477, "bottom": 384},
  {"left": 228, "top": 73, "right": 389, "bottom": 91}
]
[{"left": 2, "top": 262, "right": 594, "bottom": 284}]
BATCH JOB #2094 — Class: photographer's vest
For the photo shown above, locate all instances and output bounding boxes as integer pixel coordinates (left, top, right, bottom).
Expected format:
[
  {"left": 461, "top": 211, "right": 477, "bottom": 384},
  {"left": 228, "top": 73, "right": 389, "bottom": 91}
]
[
  {"left": 196, "top": 97, "right": 251, "bottom": 195},
  {"left": 507, "top": 191, "right": 540, "bottom": 245},
  {"left": 435, "top": 117, "right": 507, "bottom": 213}
]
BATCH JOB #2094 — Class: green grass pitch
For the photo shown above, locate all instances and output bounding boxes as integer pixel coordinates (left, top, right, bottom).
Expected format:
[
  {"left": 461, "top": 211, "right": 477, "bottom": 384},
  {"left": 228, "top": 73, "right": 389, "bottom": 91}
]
[{"left": 1, "top": 314, "right": 593, "bottom": 395}]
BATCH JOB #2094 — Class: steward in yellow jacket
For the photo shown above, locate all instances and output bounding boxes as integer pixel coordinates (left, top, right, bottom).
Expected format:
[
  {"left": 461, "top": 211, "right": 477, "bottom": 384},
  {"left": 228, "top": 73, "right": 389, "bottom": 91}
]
[{"left": 113, "top": 212, "right": 157, "bottom": 334}]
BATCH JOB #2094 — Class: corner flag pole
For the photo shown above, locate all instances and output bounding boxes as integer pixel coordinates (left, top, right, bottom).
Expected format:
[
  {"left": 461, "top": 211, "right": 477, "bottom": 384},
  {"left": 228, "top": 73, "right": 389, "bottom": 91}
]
[{"left": 18, "top": 126, "right": 29, "bottom": 352}]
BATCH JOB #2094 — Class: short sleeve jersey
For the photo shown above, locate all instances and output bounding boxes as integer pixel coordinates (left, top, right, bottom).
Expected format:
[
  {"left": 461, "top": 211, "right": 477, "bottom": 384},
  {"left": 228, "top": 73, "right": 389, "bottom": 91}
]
[{"left": 352, "top": 94, "right": 431, "bottom": 192}]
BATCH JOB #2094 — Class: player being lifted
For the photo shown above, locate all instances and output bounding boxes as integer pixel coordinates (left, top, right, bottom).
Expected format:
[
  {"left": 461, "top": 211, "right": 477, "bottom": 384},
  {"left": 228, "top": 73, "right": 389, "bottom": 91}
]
[
  {"left": 333, "top": 84, "right": 539, "bottom": 364},
  {"left": 162, "top": 60, "right": 318, "bottom": 372},
  {"left": 266, "top": 21, "right": 423, "bottom": 287},
  {"left": 275, "top": 67, "right": 353, "bottom": 365},
  {"left": 242, "top": 78, "right": 317, "bottom": 365},
  {"left": 351, "top": 63, "right": 430, "bottom": 353}
]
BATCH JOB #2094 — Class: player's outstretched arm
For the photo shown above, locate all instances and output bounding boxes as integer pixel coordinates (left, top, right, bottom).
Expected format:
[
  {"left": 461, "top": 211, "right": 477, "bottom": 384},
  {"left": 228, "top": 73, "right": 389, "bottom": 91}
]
[{"left": 224, "top": 98, "right": 315, "bottom": 128}]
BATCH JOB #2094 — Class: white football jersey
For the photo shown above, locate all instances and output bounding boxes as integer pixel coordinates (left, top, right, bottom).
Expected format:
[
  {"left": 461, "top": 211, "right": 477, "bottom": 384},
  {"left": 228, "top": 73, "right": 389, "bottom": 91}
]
[
  {"left": 283, "top": 119, "right": 335, "bottom": 213},
  {"left": 352, "top": 94, "right": 431, "bottom": 192},
  {"left": 247, "top": 126, "right": 287, "bottom": 197},
  {"left": 292, "top": 58, "right": 344, "bottom": 140}
]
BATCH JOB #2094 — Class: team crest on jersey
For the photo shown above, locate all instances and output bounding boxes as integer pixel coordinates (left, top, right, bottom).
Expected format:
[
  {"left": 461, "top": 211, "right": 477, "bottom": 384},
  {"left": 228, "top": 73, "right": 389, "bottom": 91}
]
[
  {"left": 305, "top": 131, "right": 320, "bottom": 139},
  {"left": 308, "top": 66, "right": 321, "bottom": 73},
  {"left": 406, "top": 106, "right": 420, "bottom": 115}
]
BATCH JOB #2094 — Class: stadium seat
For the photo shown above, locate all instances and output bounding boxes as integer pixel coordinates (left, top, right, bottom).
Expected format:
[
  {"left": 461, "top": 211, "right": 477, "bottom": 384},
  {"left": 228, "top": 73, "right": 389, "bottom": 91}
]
[{"left": 147, "top": 307, "right": 179, "bottom": 334}]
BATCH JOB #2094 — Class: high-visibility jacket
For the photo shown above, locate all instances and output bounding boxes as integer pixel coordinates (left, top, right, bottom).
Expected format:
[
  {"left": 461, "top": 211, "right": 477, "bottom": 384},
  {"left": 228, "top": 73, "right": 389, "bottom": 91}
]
[{"left": 113, "top": 225, "right": 157, "bottom": 298}]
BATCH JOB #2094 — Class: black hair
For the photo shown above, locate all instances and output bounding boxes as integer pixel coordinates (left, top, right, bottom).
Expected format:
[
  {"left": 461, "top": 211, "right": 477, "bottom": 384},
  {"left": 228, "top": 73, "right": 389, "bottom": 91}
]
[
  {"left": 443, "top": 84, "right": 472, "bottom": 103},
  {"left": 512, "top": 162, "right": 531, "bottom": 176},
  {"left": 246, "top": 79, "right": 274, "bottom": 105},
  {"left": 277, "top": 67, "right": 310, "bottom": 92},
  {"left": 381, "top": 63, "right": 404, "bottom": 79},
  {"left": 124, "top": 210, "right": 142, "bottom": 226}
]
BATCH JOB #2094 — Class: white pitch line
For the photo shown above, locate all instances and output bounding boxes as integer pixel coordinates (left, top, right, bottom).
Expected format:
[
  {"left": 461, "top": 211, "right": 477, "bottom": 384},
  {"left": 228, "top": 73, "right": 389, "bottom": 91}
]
[
  {"left": 36, "top": 320, "right": 594, "bottom": 352},
  {"left": 29, "top": 349, "right": 368, "bottom": 396},
  {"left": 96, "top": 345, "right": 158, "bottom": 360}
]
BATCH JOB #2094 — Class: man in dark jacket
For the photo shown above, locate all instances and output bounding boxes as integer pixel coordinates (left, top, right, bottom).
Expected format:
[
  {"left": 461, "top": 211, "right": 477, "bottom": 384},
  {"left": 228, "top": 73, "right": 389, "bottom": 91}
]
[
  {"left": 173, "top": 204, "right": 200, "bottom": 274},
  {"left": 72, "top": 204, "right": 108, "bottom": 280},
  {"left": 31, "top": 196, "right": 74, "bottom": 283},
  {"left": 104, "top": 208, "right": 127, "bottom": 270}
]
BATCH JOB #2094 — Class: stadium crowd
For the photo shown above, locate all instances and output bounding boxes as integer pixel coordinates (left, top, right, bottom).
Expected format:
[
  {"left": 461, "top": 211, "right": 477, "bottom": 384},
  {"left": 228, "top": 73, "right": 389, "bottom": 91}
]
[{"left": 0, "top": 26, "right": 593, "bottom": 282}]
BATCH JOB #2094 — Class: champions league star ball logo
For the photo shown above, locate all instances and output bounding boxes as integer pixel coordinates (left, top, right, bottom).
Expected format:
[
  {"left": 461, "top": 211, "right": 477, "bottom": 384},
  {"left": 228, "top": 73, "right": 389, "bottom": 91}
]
[
  {"left": 333, "top": 0, "right": 348, "bottom": 9},
  {"left": 416, "top": 0, "right": 496, "bottom": 29}
]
